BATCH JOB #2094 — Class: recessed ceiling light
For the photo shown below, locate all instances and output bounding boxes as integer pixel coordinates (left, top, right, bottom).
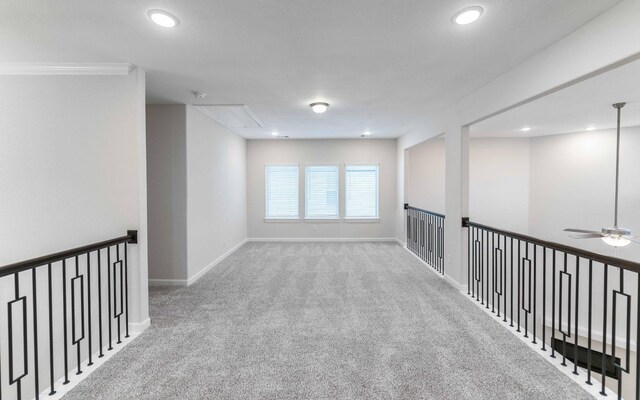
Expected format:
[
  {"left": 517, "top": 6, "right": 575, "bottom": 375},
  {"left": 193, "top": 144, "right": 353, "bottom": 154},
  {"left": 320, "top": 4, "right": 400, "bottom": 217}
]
[
  {"left": 586, "top": 126, "right": 596, "bottom": 131},
  {"left": 521, "top": 127, "right": 531, "bottom": 132},
  {"left": 452, "top": 6, "right": 484, "bottom": 25},
  {"left": 310, "top": 102, "right": 329, "bottom": 114},
  {"left": 271, "top": 131, "right": 279, "bottom": 136},
  {"left": 148, "top": 10, "right": 179, "bottom": 28}
]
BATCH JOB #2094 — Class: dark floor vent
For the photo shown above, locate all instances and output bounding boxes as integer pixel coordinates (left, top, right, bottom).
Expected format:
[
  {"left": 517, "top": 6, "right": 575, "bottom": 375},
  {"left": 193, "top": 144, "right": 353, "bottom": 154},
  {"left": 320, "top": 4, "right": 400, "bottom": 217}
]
[{"left": 552, "top": 338, "right": 621, "bottom": 379}]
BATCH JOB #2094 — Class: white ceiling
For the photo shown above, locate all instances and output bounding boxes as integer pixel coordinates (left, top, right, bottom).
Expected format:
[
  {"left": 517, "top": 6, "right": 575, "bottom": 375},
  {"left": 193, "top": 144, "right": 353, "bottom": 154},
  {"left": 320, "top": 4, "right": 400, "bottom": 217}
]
[
  {"left": 470, "top": 59, "right": 640, "bottom": 138},
  {"left": 1, "top": 0, "right": 621, "bottom": 138}
]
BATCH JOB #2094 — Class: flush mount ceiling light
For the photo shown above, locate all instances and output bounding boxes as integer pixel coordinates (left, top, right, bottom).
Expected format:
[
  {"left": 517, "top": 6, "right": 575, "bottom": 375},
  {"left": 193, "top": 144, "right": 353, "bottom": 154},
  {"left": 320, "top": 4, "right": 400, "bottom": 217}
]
[
  {"left": 521, "top": 127, "right": 531, "bottom": 132},
  {"left": 271, "top": 131, "right": 279, "bottom": 136},
  {"left": 363, "top": 131, "right": 372, "bottom": 136},
  {"left": 586, "top": 126, "right": 596, "bottom": 131},
  {"left": 452, "top": 6, "right": 483, "bottom": 25},
  {"left": 148, "top": 9, "right": 179, "bottom": 28},
  {"left": 310, "top": 102, "right": 329, "bottom": 114}
]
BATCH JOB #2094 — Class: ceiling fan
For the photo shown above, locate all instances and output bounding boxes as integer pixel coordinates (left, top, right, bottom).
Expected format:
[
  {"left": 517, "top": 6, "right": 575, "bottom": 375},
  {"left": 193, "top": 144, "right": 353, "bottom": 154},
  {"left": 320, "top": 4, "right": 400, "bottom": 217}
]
[{"left": 564, "top": 102, "right": 639, "bottom": 247}]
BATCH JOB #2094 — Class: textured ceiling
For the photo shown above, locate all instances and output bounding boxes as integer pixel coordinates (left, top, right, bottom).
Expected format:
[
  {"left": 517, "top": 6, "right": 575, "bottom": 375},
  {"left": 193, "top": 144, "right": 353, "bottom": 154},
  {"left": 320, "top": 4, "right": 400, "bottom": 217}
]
[{"left": 0, "top": 0, "right": 621, "bottom": 138}]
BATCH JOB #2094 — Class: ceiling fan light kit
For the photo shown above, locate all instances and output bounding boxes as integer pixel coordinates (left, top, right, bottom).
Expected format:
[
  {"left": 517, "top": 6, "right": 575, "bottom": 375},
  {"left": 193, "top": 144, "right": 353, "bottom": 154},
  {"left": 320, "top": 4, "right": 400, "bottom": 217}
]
[{"left": 564, "top": 102, "right": 638, "bottom": 248}]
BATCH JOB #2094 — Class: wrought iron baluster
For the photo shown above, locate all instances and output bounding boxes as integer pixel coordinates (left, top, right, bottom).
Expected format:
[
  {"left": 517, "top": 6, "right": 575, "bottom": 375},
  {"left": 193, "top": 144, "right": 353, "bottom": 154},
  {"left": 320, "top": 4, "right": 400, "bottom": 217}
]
[
  {"left": 532, "top": 244, "right": 537, "bottom": 344},
  {"left": 517, "top": 240, "right": 521, "bottom": 332},
  {"left": 125, "top": 242, "right": 130, "bottom": 338},
  {"left": 62, "top": 259, "right": 69, "bottom": 384},
  {"left": 47, "top": 263, "right": 56, "bottom": 395},
  {"left": 87, "top": 252, "right": 93, "bottom": 366},
  {"left": 510, "top": 237, "right": 514, "bottom": 327},
  {"left": 601, "top": 264, "right": 608, "bottom": 396},
  {"left": 542, "top": 247, "right": 547, "bottom": 351},
  {"left": 586, "top": 260, "right": 593, "bottom": 385},
  {"left": 551, "top": 250, "right": 557, "bottom": 358},
  {"left": 98, "top": 248, "right": 104, "bottom": 358},
  {"left": 32, "top": 267, "right": 40, "bottom": 400},
  {"left": 573, "top": 256, "right": 580, "bottom": 375}
]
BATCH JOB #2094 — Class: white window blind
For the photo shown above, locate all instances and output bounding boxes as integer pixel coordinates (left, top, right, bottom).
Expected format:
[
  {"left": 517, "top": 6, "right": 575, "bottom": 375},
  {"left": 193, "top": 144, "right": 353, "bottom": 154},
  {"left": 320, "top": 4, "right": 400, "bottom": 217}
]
[
  {"left": 345, "top": 165, "right": 379, "bottom": 219},
  {"left": 305, "top": 165, "right": 339, "bottom": 219},
  {"left": 265, "top": 165, "right": 299, "bottom": 219}
]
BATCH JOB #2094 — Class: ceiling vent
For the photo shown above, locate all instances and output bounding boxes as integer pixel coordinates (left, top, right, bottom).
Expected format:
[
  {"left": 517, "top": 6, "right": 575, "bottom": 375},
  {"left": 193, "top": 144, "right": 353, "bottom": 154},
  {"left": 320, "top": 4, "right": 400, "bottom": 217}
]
[{"left": 192, "top": 104, "right": 264, "bottom": 128}]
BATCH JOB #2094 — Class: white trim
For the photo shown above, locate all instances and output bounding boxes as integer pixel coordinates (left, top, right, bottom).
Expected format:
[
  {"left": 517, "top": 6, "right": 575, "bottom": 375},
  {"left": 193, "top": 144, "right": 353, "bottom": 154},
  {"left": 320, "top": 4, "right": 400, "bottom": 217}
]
[
  {"left": 401, "top": 245, "right": 466, "bottom": 292},
  {"left": 37, "top": 331, "right": 142, "bottom": 400},
  {"left": 186, "top": 239, "right": 247, "bottom": 286},
  {"left": 148, "top": 278, "right": 189, "bottom": 287},
  {"left": 464, "top": 290, "right": 604, "bottom": 399},
  {"left": 543, "top": 317, "right": 637, "bottom": 352},
  {"left": 247, "top": 237, "right": 397, "bottom": 242},
  {"left": 0, "top": 63, "right": 135, "bottom": 75},
  {"left": 148, "top": 239, "right": 248, "bottom": 287},
  {"left": 129, "top": 317, "right": 151, "bottom": 334},
  {"left": 343, "top": 217, "right": 380, "bottom": 222}
]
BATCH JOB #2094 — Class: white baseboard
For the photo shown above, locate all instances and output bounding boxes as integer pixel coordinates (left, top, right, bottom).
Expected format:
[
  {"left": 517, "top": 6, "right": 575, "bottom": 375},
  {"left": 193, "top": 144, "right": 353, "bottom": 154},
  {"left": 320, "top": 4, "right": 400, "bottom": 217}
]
[
  {"left": 149, "top": 239, "right": 248, "bottom": 287},
  {"left": 39, "top": 331, "right": 141, "bottom": 400},
  {"left": 129, "top": 317, "right": 151, "bottom": 334},
  {"left": 148, "top": 278, "right": 189, "bottom": 287},
  {"left": 464, "top": 290, "right": 604, "bottom": 399},
  {"left": 401, "top": 245, "right": 466, "bottom": 292},
  {"left": 543, "top": 317, "right": 636, "bottom": 352},
  {"left": 247, "top": 237, "right": 398, "bottom": 242},
  {"left": 443, "top": 274, "right": 467, "bottom": 292},
  {"left": 186, "top": 239, "right": 248, "bottom": 285}
]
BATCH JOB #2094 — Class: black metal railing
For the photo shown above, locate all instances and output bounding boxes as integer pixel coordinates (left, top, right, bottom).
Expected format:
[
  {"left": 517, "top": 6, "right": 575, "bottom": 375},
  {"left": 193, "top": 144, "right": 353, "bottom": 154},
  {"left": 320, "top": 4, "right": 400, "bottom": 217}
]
[
  {"left": 0, "top": 230, "right": 137, "bottom": 400},
  {"left": 464, "top": 219, "right": 639, "bottom": 400},
  {"left": 405, "top": 204, "right": 445, "bottom": 274}
]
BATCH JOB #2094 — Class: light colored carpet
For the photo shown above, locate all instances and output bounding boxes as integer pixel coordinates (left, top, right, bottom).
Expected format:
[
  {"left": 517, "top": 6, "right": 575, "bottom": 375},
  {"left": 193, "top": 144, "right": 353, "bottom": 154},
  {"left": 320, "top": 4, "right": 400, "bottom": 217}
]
[{"left": 65, "top": 242, "right": 592, "bottom": 399}]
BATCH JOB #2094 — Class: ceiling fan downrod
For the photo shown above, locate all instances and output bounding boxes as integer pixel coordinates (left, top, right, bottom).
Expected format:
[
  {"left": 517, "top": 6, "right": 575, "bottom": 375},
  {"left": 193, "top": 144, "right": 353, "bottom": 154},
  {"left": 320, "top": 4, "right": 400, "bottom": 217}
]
[{"left": 612, "top": 102, "right": 625, "bottom": 228}]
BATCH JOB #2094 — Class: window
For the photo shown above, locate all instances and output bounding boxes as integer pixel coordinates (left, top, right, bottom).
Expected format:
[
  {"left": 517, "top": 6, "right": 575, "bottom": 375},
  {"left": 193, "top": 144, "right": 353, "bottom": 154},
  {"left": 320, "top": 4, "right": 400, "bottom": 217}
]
[
  {"left": 345, "top": 164, "right": 379, "bottom": 219},
  {"left": 305, "top": 165, "right": 339, "bottom": 219},
  {"left": 265, "top": 164, "right": 299, "bottom": 219}
]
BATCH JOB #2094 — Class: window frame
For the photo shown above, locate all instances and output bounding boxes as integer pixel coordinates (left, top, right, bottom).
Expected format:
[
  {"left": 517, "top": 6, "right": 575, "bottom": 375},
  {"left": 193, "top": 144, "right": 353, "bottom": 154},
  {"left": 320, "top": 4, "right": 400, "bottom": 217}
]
[
  {"left": 344, "top": 163, "right": 379, "bottom": 220},
  {"left": 304, "top": 163, "right": 340, "bottom": 220},
  {"left": 264, "top": 163, "right": 300, "bottom": 220}
]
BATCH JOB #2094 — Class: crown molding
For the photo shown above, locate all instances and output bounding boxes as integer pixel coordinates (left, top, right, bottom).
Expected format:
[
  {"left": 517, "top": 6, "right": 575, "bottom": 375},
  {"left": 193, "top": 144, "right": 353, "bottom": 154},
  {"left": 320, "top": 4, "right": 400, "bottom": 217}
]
[{"left": 0, "top": 63, "right": 136, "bottom": 76}]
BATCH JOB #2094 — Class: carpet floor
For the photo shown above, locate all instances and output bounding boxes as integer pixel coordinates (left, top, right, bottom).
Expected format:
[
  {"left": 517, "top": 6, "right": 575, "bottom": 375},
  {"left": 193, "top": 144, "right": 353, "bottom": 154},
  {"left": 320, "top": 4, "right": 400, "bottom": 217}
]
[{"left": 65, "top": 242, "right": 592, "bottom": 399}]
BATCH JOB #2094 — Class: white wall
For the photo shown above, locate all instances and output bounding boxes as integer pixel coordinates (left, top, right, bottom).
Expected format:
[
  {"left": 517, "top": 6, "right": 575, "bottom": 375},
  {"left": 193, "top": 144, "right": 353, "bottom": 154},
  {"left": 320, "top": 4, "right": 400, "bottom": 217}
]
[
  {"left": 404, "top": 137, "right": 530, "bottom": 235},
  {"left": 469, "top": 138, "right": 530, "bottom": 234},
  {"left": 247, "top": 139, "right": 397, "bottom": 239},
  {"left": 529, "top": 127, "right": 640, "bottom": 261},
  {"left": 0, "top": 71, "right": 148, "bottom": 399},
  {"left": 186, "top": 107, "right": 247, "bottom": 278},
  {"left": 146, "top": 105, "right": 187, "bottom": 280},
  {"left": 0, "top": 75, "right": 142, "bottom": 263},
  {"left": 406, "top": 137, "right": 446, "bottom": 214},
  {"left": 396, "top": 0, "right": 640, "bottom": 286},
  {"left": 146, "top": 105, "right": 247, "bottom": 284}
]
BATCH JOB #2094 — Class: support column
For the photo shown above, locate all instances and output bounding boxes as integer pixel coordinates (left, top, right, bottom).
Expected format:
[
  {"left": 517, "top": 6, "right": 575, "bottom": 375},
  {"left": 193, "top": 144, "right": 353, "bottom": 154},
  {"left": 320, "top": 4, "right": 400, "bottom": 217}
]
[
  {"left": 129, "top": 67, "right": 150, "bottom": 332},
  {"left": 444, "top": 121, "right": 469, "bottom": 289}
]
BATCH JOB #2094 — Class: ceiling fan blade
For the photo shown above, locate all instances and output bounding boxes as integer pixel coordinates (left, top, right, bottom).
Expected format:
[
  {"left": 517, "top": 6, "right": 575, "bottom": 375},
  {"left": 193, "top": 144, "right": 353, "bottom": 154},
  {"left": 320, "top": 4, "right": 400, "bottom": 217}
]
[
  {"left": 564, "top": 228, "right": 601, "bottom": 234},
  {"left": 568, "top": 233, "right": 604, "bottom": 239}
]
